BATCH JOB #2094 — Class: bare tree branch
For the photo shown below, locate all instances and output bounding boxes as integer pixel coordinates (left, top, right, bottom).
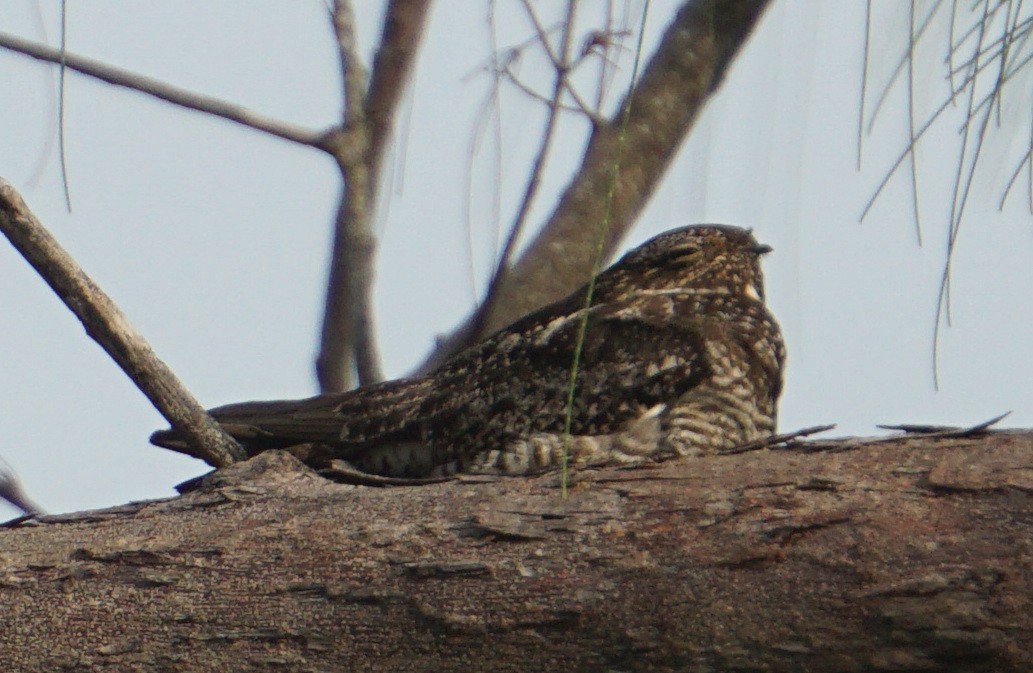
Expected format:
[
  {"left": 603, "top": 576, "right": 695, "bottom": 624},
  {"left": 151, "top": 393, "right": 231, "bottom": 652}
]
[
  {"left": 317, "top": 1, "right": 377, "bottom": 393},
  {"left": 0, "top": 180, "right": 246, "bottom": 467},
  {"left": 0, "top": 31, "right": 327, "bottom": 148},
  {"left": 419, "top": 0, "right": 773, "bottom": 371},
  {"left": 316, "top": 0, "right": 431, "bottom": 392},
  {"left": 364, "top": 0, "right": 432, "bottom": 188}
]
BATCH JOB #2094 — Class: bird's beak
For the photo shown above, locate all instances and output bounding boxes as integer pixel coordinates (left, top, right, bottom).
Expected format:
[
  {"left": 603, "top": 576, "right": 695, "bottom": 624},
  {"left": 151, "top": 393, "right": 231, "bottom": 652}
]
[{"left": 753, "top": 243, "right": 773, "bottom": 255}]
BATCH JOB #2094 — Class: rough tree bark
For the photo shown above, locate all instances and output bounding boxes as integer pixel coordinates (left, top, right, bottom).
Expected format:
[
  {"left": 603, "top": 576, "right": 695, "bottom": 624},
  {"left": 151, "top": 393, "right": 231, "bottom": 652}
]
[{"left": 2, "top": 430, "right": 1031, "bottom": 671}]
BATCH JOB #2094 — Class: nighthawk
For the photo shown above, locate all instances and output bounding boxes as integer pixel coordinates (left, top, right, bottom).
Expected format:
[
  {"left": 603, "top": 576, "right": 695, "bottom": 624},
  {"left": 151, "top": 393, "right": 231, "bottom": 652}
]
[{"left": 151, "top": 225, "right": 785, "bottom": 477}]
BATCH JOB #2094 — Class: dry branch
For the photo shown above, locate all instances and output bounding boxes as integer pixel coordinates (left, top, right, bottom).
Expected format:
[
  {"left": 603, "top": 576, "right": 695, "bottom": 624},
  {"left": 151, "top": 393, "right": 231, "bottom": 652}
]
[
  {"left": 0, "top": 31, "right": 325, "bottom": 148},
  {"left": 0, "top": 180, "right": 245, "bottom": 467},
  {"left": 2, "top": 431, "right": 1032, "bottom": 670}
]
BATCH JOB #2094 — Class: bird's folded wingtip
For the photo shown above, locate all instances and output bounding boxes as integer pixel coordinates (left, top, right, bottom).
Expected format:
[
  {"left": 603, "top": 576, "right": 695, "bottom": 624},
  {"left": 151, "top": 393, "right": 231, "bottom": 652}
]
[{"left": 149, "top": 428, "right": 189, "bottom": 451}]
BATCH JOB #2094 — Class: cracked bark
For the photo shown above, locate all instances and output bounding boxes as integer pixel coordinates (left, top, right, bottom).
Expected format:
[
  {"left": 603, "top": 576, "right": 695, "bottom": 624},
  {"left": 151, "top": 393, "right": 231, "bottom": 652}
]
[{"left": 2, "top": 431, "right": 1032, "bottom": 671}]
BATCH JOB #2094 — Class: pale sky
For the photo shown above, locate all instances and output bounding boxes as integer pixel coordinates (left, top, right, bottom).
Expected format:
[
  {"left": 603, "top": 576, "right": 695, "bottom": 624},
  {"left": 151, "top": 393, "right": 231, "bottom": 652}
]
[{"left": 1, "top": 1, "right": 1031, "bottom": 516}]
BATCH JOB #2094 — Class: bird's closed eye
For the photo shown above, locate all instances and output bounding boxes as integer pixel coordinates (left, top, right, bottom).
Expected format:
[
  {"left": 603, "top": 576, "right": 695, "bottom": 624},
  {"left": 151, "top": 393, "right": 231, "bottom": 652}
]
[{"left": 670, "top": 248, "right": 701, "bottom": 263}]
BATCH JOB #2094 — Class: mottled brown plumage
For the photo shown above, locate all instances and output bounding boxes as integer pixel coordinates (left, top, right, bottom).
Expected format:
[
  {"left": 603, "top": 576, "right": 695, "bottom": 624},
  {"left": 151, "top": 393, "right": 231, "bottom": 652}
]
[{"left": 152, "top": 225, "right": 785, "bottom": 477}]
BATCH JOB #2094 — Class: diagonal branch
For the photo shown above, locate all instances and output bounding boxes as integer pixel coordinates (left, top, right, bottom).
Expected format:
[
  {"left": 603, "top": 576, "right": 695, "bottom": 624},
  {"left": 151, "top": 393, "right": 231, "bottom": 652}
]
[
  {"left": 0, "top": 31, "right": 327, "bottom": 149},
  {"left": 0, "top": 180, "right": 246, "bottom": 468}
]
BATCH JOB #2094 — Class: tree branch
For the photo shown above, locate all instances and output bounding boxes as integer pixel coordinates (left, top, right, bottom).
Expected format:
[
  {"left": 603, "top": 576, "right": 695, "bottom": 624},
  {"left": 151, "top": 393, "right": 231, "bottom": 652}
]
[
  {"left": 317, "top": 0, "right": 430, "bottom": 392},
  {"left": 317, "top": 1, "right": 376, "bottom": 393},
  {"left": 0, "top": 180, "right": 245, "bottom": 467},
  {"left": 0, "top": 31, "right": 327, "bottom": 148},
  {"left": 3, "top": 432, "right": 1032, "bottom": 670},
  {"left": 364, "top": 0, "right": 432, "bottom": 185}
]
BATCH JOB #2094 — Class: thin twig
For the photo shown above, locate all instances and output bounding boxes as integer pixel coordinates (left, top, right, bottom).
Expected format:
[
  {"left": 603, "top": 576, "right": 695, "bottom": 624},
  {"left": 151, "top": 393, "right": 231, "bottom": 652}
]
[
  {"left": 584, "top": 4, "right": 630, "bottom": 116},
  {"left": 520, "top": 1, "right": 603, "bottom": 121},
  {"left": 501, "top": 64, "right": 585, "bottom": 113},
  {"left": 0, "top": 31, "right": 326, "bottom": 148},
  {"left": 877, "top": 411, "right": 1011, "bottom": 438},
  {"left": 720, "top": 424, "right": 837, "bottom": 455},
  {"left": 0, "top": 180, "right": 246, "bottom": 467},
  {"left": 907, "top": 2, "right": 924, "bottom": 245},
  {"left": 858, "top": 0, "right": 871, "bottom": 171},
  {"left": 462, "top": 0, "right": 505, "bottom": 301},
  {"left": 58, "top": 2, "right": 71, "bottom": 211}
]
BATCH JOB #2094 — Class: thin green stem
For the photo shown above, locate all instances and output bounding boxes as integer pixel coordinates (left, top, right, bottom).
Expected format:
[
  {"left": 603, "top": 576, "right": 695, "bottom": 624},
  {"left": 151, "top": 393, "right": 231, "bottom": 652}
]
[
  {"left": 560, "top": 0, "right": 650, "bottom": 497},
  {"left": 59, "top": 1, "right": 71, "bottom": 211}
]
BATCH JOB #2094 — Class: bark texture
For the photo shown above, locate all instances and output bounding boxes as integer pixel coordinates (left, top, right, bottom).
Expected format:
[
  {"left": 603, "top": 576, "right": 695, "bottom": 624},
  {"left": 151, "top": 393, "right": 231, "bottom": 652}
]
[{"left": 2, "top": 431, "right": 1032, "bottom": 672}]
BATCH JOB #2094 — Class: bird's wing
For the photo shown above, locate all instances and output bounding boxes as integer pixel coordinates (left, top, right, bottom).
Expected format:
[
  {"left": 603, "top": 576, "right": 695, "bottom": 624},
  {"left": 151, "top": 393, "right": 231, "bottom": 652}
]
[
  {"left": 416, "top": 291, "right": 719, "bottom": 442},
  {"left": 150, "top": 377, "right": 434, "bottom": 457}
]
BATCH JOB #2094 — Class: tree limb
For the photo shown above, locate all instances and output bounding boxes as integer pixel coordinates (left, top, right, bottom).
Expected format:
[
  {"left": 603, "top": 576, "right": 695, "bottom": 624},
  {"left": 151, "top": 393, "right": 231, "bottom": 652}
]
[
  {"left": 0, "top": 31, "right": 327, "bottom": 148},
  {"left": 363, "top": 0, "right": 433, "bottom": 185},
  {"left": 2, "top": 431, "right": 1031, "bottom": 670},
  {"left": 316, "top": 0, "right": 431, "bottom": 392},
  {"left": 0, "top": 180, "right": 245, "bottom": 467}
]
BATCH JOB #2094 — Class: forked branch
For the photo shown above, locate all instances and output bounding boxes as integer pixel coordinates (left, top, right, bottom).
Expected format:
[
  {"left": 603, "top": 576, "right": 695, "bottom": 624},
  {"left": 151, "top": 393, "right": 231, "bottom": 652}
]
[{"left": 316, "top": 0, "right": 431, "bottom": 392}]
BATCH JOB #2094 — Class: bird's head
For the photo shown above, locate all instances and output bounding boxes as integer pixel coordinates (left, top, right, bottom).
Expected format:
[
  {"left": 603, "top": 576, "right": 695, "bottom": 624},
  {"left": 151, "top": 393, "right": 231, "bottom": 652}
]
[{"left": 599, "top": 224, "right": 772, "bottom": 301}]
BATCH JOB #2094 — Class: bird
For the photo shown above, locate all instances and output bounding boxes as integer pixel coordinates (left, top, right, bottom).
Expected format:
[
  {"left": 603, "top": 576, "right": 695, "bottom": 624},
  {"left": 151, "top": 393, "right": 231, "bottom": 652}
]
[{"left": 151, "top": 224, "right": 785, "bottom": 478}]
